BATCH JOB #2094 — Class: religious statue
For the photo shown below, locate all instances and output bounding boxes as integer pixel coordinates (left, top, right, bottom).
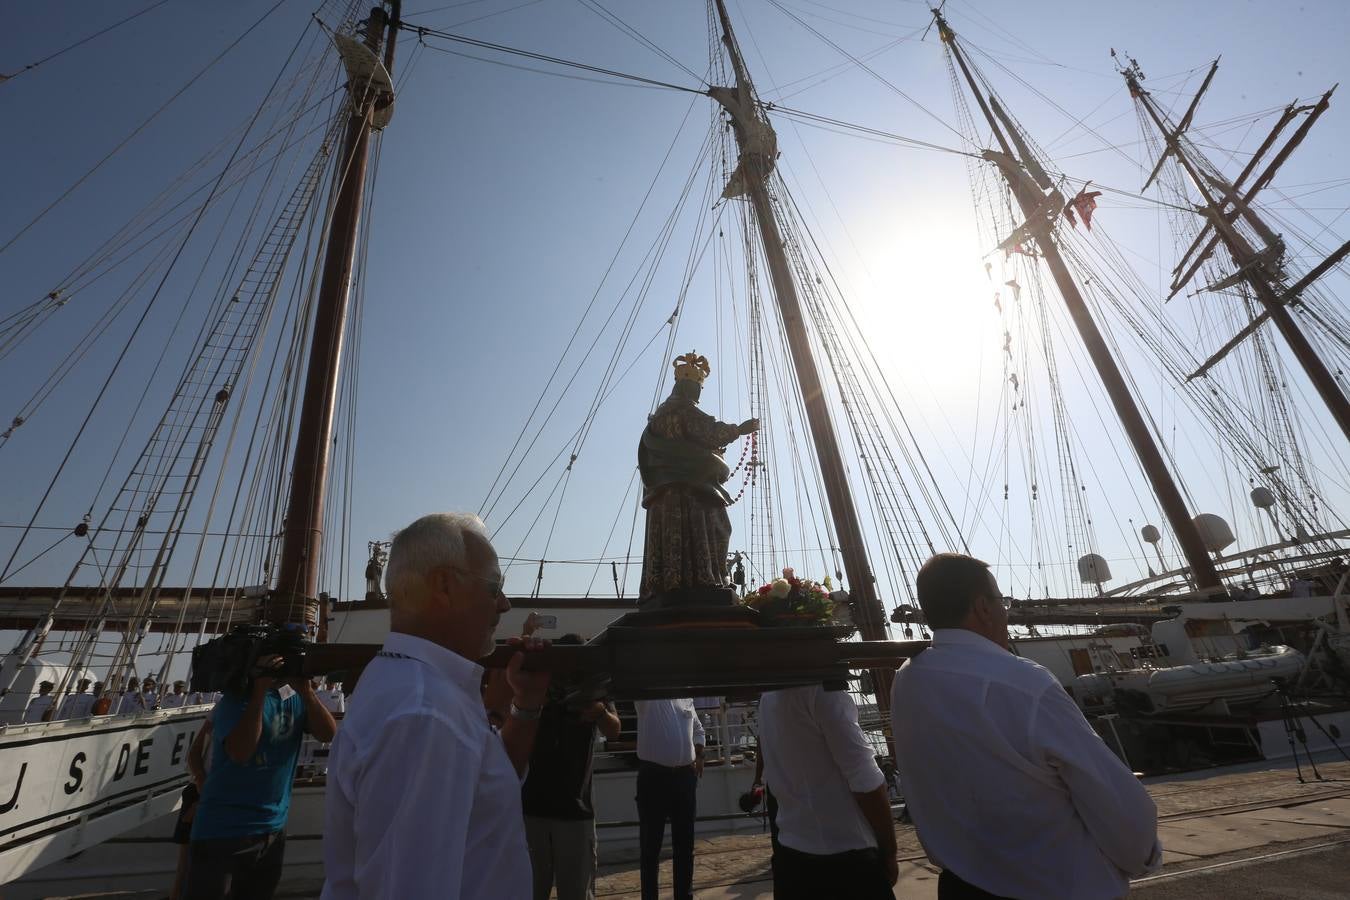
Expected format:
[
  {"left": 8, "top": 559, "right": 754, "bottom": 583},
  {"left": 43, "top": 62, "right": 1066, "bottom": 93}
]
[{"left": 638, "top": 352, "right": 759, "bottom": 606}]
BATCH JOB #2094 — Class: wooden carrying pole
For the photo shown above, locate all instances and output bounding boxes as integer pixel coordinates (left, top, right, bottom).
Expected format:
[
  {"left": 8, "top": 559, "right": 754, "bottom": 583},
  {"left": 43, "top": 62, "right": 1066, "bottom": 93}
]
[
  {"left": 711, "top": 0, "right": 896, "bottom": 721},
  {"left": 269, "top": 6, "right": 398, "bottom": 627},
  {"left": 1127, "top": 75, "right": 1350, "bottom": 447},
  {"left": 936, "top": 13, "right": 1224, "bottom": 592}
]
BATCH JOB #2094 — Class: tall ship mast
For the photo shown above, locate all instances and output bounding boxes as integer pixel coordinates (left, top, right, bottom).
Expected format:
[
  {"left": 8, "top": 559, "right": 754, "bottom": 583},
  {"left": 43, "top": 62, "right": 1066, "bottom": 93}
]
[
  {"left": 271, "top": 3, "right": 399, "bottom": 630},
  {"left": 709, "top": 0, "right": 894, "bottom": 716},
  {"left": 933, "top": 10, "right": 1225, "bottom": 594},
  {"left": 1, "top": 1, "right": 1349, "bottom": 890},
  {"left": 1120, "top": 57, "right": 1350, "bottom": 442}
]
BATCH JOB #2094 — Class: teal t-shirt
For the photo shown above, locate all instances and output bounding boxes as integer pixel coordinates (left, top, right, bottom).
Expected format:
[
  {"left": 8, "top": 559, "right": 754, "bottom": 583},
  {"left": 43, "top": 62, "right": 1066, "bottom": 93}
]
[{"left": 192, "top": 688, "right": 307, "bottom": 840}]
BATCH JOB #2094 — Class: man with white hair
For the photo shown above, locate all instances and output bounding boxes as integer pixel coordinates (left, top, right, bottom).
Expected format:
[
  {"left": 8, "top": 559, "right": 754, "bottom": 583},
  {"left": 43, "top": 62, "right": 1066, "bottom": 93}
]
[{"left": 322, "top": 512, "right": 550, "bottom": 900}]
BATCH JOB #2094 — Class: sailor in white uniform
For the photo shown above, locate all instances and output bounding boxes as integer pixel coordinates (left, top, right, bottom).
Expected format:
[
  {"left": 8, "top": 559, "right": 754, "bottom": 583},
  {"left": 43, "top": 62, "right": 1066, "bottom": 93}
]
[
  {"left": 319, "top": 681, "right": 346, "bottom": 715},
  {"left": 161, "top": 680, "right": 191, "bottom": 708},
  {"left": 117, "top": 678, "right": 147, "bottom": 714},
  {"left": 141, "top": 675, "right": 160, "bottom": 710},
  {"left": 23, "top": 681, "right": 56, "bottom": 723},
  {"left": 56, "top": 679, "right": 95, "bottom": 719}
]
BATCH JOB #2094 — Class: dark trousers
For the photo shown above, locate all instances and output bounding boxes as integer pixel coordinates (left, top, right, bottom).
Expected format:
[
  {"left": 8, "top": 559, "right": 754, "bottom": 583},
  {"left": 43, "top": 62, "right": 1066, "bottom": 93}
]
[
  {"left": 765, "top": 787, "right": 780, "bottom": 852},
  {"left": 636, "top": 760, "right": 698, "bottom": 900},
  {"left": 183, "top": 831, "right": 286, "bottom": 900},
  {"left": 771, "top": 843, "right": 894, "bottom": 900},
  {"left": 938, "top": 869, "right": 1015, "bottom": 900}
]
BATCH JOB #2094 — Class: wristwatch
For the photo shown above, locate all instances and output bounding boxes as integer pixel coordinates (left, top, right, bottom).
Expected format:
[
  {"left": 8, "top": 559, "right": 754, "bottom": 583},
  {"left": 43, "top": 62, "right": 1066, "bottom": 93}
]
[{"left": 509, "top": 702, "right": 542, "bottom": 721}]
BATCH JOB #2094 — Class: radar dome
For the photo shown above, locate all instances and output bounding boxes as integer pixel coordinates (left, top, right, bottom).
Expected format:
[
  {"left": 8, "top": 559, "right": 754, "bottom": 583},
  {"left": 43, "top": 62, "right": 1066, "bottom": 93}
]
[
  {"left": 1077, "top": 553, "right": 1112, "bottom": 585},
  {"left": 1250, "top": 486, "right": 1276, "bottom": 509},
  {"left": 1140, "top": 524, "right": 1161, "bottom": 544},
  {"left": 1192, "top": 513, "right": 1236, "bottom": 552}
]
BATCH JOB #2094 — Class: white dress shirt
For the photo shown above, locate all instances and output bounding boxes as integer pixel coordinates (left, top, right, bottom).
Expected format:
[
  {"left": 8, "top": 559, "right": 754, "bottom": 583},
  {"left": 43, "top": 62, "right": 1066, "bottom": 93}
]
[
  {"left": 321, "top": 632, "right": 531, "bottom": 900},
  {"left": 117, "top": 692, "right": 147, "bottom": 714},
  {"left": 635, "top": 698, "right": 705, "bottom": 767},
  {"left": 891, "top": 629, "right": 1161, "bottom": 900},
  {"left": 56, "top": 692, "right": 95, "bottom": 719},
  {"left": 758, "top": 685, "right": 885, "bottom": 855},
  {"left": 23, "top": 695, "right": 53, "bottom": 723},
  {"left": 160, "top": 692, "right": 188, "bottom": 709}
]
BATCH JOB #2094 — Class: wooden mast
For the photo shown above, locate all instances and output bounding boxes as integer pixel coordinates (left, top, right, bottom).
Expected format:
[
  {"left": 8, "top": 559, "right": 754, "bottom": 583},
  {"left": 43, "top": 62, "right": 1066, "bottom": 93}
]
[
  {"left": 934, "top": 12, "right": 1225, "bottom": 592},
  {"left": 710, "top": 0, "right": 895, "bottom": 718},
  {"left": 268, "top": 4, "right": 400, "bottom": 628},
  {"left": 1124, "top": 71, "right": 1350, "bottom": 445}
]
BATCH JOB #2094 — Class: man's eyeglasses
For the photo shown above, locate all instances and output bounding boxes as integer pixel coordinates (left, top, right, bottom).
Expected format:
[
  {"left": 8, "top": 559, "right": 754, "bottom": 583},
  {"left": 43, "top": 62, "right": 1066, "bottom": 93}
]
[{"left": 446, "top": 566, "right": 507, "bottom": 599}]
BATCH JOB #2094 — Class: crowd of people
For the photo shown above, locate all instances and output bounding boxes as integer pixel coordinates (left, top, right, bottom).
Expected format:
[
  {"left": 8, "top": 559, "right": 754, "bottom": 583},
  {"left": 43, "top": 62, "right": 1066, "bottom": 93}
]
[
  {"left": 19, "top": 675, "right": 215, "bottom": 723},
  {"left": 62, "top": 512, "right": 1158, "bottom": 899}
]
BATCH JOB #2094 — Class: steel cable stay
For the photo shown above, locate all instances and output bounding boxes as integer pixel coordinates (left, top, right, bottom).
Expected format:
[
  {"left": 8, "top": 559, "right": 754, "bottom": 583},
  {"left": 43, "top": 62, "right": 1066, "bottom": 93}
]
[
  {"left": 496, "top": 175, "right": 728, "bottom": 581},
  {"left": 0, "top": 0, "right": 296, "bottom": 258},
  {"left": 1, "top": 39, "right": 340, "bottom": 465},
  {"left": 53, "top": 124, "right": 342, "bottom": 702},
  {"left": 774, "top": 185, "right": 932, "bottom": 597},
  {"left": 3, "top": 31, "right": 352, "bottom": 698},
  {"left": 0, "top": 0, "right": 173, "bottom": 84},
  {"left": 483, "top": 131, "right": 719, "bottom": 529},
  {"left": 1074, "top": 153, "right": 1339, "bottom": 512},
  {"left": 1060, "top": 228, "right": 1345, "bottom": 553},
  {"left": 574, "top": 0, "right": 708, "bottom": 87},
  {"left": 479, "top": 104, "right": 712, "bottom": 518},
  {"left": 0, "top": 32, "right": 333, "bottom": 593},
  {"left": 0, "top": 87, "right": 346, "bottom": 365},
  {"left": 572, "top": 142, "right": 725, "bottom": 463},
  {"left": 0, "top": 50, "right": 342, "bottom": 376},
  {"left": 34, "top": 75, "right": 345, "bottom": 655},
  {"left": 934, "top": 28, "right": 1350, "bottom": 601},
  {"left": 765, "top": 146, "right": 1008, "bottom": 595},
  {"left": 762, "top": 0, "right": 971, "bottom": 148},
  {"left": 582, "top": 467, "right": 641, "bottom": 598},
  {"left": 400, "top": 21, "right": 706, "bottom": 95},
  {"left": 777, "top": 164, "right": 970, "bottom": 554}
]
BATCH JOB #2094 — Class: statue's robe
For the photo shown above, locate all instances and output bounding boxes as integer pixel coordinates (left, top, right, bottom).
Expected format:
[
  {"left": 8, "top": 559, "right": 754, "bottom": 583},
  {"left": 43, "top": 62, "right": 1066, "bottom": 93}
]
[{"left": 638, "top": 395, "right": 742, "bottom": 600}]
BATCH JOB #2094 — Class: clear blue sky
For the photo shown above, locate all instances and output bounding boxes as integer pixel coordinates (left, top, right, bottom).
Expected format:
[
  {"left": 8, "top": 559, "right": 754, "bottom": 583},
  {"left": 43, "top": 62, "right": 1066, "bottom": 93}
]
[{"left": 2, "top": 0, "right": 1349, "bottom": 626}]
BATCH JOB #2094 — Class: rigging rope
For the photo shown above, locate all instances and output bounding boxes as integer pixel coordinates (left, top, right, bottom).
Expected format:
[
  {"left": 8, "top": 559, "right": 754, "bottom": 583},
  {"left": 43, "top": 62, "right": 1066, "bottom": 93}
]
[
  {"left": 0, "top": 0, "right": 173, "bottom": 84},
  {"left": 0, "top": 0, "right": 292, "bottom": 257},
  {"left": 402, "top": 22, "right": 706, "bottom": 94}
]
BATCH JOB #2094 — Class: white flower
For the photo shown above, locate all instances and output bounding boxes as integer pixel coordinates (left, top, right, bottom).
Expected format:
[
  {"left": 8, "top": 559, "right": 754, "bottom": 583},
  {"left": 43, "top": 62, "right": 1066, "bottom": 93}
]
[{"left": 769, "top": 578, "right": 791, "bottom": 599}]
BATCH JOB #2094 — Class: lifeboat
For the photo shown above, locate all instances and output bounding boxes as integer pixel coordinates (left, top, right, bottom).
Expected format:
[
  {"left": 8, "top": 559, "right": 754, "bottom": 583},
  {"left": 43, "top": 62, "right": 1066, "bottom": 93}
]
[{"left": 1073, "top": 645, "right": 1305, "bottom": 715}]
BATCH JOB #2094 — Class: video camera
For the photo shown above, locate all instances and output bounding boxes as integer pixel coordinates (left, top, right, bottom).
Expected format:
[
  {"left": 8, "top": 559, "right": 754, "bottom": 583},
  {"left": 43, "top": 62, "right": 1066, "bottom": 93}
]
[{"left": 190, "top": 622, "right": 310, "bottom": 696}]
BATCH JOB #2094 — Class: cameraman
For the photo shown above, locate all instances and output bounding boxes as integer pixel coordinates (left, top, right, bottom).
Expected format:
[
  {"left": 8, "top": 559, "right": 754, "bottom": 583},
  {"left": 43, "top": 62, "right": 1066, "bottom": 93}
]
[{"left": 185, "top": 653, "right": 337, "bottom": 899}]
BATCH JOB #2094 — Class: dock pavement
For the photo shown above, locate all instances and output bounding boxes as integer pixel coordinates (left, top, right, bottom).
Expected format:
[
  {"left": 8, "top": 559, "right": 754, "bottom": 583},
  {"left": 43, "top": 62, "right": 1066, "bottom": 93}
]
[{"left": 596, "top": 754, "right": 1350, "bottom": 899}]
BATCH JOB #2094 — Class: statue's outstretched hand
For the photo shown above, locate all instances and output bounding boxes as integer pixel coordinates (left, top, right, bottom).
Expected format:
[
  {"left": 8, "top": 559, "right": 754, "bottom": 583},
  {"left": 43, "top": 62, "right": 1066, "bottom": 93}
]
[{"left": 738, "top": 418, "right": 760, "bottom": 435}]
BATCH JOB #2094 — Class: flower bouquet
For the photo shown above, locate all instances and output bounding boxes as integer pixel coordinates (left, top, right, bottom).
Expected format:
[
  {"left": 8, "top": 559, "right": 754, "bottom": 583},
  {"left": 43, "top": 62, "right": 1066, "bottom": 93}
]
[{"left": 742, "top": 567, "right": 834, "bottom": 626}]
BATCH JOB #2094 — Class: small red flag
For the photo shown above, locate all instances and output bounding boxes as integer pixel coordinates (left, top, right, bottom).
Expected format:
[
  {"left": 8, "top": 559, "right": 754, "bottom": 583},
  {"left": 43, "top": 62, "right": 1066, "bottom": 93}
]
[{"left": 1065, "top": 185, "right": 1104, "bottom": 231}]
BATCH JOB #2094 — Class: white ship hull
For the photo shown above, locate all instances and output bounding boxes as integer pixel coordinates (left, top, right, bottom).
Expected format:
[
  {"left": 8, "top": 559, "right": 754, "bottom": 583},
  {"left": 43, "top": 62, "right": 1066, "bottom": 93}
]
[{"left": 7, "top": 761, "right": 764, "bottom": 899}]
